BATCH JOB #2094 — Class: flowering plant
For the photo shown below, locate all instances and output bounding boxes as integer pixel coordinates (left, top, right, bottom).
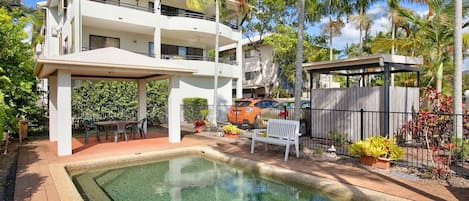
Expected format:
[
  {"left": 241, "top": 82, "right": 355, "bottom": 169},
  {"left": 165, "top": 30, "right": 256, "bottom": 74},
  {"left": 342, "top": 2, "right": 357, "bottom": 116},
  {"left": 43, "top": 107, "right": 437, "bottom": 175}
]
[
  {"left": 194, "top": 120, "right": 206, "bottom": 127},
  {"left": 350, "top": 136, "right": 403, "bottom": 160},
  {"left": 222, "top": 124, "right": 241, "bottom": 135}
]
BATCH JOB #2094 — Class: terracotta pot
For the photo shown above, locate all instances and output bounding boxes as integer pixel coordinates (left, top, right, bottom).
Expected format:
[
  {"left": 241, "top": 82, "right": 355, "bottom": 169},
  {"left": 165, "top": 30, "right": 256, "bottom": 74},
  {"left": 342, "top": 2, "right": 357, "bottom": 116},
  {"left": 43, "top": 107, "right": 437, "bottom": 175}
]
[
  {"left": 194, "top": 126, "right": 204, "bottom": 133},
  {"left": 224, "top": 133, "right": 239, "bottom": 139},
  {"left": 360, "top": 155, "right": 391, "bottom": 169}
]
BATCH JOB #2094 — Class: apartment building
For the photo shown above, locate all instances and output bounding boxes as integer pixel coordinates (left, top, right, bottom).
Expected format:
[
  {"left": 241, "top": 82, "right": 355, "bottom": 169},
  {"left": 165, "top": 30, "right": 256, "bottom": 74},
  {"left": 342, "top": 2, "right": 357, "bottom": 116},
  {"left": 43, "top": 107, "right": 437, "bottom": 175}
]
[
  {"left": 221, "top": 35, "right": 320, "bottom": 98},
  {"left": 35, "top": 0, "right": 244, "bottom": 155}
]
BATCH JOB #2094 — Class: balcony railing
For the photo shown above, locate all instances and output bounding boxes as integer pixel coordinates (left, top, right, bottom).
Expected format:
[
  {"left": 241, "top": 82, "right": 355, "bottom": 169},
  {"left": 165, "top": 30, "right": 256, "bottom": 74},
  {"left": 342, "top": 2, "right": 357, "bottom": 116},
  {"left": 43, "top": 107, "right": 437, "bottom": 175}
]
[
  {"left": 82, "top": 47, "right": 237, "bottom": 65},
  {"left": 161, "top": 54, "right": 213, "bottom": 61},
  {"left": 89, "top": 0, "right": 155, "bottom": 13},
  {"left": 161, "top": 9, "right": 239, "bottom": 30}
]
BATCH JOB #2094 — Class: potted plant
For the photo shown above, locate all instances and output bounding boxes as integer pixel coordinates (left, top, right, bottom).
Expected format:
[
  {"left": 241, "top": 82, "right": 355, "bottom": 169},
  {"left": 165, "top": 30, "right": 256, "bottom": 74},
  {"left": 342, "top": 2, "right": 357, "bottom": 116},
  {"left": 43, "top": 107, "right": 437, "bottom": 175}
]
[
  {"left": 193, "top": 109, "right": 209, "bottom": 133},
  {"left": 222, "top": 124, "right": 241, "bottom": 139},
  {"left": 350, "top": 136, "right": 404, "bottom": 169},
  {"left": 194, "top": 120, "right": 206, "bottom": 133}
]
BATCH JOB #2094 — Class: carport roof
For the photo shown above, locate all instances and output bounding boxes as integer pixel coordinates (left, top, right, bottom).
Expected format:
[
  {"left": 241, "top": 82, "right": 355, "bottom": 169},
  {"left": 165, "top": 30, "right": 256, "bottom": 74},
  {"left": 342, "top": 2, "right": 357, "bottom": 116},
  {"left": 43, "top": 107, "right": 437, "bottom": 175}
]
[
  {"left": 34, "top": 47, "right": 195, "bottom": 80},
  {"left": 303, "top": 54, "right": 422, "bottom": 74}
]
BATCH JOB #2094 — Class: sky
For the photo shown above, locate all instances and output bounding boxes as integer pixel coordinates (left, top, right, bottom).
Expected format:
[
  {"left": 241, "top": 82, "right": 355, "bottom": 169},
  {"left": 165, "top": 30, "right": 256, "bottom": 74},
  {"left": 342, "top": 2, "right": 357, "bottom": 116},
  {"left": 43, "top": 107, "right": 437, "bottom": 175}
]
[{"left": 21, "top": 0, "right": 468, "bottom": 68}]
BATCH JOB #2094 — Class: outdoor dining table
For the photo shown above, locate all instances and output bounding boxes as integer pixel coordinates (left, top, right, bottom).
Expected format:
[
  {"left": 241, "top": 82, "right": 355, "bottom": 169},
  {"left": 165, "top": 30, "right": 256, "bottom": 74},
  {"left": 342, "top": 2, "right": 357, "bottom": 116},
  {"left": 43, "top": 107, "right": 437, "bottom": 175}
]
[{"left": 95, "top": 120, "right": 139, "bottom": 143}]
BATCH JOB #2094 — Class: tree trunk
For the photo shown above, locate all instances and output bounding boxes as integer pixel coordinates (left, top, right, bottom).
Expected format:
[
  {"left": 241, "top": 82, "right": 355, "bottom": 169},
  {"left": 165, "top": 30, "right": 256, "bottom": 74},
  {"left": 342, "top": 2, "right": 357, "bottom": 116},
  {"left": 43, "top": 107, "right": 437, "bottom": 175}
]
[
  {"left": 211, "top": 0, "right": 219, "bottom": 129},
  {"left": 359, "top": 6, "right": 363, "bottom": 56},
  {"left": 294, "top": 0, "right": 305, "bottom": 121},
  {"left": 436, "top": 63, "right": 443, "bottom": 93},
  {"left": 454, "top": 0, "right": 463, "bottom": 138},
  {"left": 329, "top": 14, "right": 333, "bottom": 61}
]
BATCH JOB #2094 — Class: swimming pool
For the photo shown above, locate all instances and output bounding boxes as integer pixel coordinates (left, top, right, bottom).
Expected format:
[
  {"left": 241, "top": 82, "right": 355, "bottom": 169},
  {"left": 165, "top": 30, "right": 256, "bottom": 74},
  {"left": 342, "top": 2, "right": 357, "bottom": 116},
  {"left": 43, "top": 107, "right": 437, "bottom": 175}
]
[
  {"left": 72, "top": 156, "right": 332, "bottom": 201},
  {"left": 60, "top": 146, "right": 404, "bottom": 201}
]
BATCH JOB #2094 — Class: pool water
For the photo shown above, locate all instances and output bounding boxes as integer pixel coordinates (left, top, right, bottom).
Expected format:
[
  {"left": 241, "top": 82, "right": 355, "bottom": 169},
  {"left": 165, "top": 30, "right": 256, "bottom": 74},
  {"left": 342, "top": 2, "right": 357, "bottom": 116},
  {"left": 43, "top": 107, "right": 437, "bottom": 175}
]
[{"left": 72, "top": 157, "right": 332, "bottom": 201}]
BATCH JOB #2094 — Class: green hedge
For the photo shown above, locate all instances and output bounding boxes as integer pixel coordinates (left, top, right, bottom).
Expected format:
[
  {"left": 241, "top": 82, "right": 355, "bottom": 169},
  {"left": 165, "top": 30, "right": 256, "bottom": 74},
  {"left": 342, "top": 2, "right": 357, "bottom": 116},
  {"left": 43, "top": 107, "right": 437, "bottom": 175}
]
[{"left": 183, "top": 97, "right": 208, "bottom": 122}]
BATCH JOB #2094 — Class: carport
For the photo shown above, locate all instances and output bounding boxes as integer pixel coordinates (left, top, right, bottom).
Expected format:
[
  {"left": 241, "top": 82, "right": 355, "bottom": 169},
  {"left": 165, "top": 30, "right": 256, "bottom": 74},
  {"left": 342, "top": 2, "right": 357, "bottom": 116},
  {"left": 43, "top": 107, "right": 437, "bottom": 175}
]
[
  {"left": 34, "top": 47, "right": 195, "bottom": 156},
  {"left": 303, "top": 54, "right": 422, "bottom": 138}
]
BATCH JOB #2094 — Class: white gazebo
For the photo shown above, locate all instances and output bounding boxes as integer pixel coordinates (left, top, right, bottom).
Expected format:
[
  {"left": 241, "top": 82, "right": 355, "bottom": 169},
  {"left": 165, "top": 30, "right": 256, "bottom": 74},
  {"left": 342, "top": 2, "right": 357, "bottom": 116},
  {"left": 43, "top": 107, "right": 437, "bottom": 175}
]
[{"left": 34, "top": 47, "right": 195, "bottom": 156}]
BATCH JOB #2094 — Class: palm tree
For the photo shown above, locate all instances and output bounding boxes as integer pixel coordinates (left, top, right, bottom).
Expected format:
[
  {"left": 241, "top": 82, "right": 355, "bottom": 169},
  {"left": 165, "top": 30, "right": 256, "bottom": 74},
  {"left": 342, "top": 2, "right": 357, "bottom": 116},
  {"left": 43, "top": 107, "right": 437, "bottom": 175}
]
[
  {"left": 294, "top": 0, "right": 305, "bottom": 121},
  {"left": 454, "top": 0, "right": 463, "bottom": 138},
  {"left": 186, "top": 0, "right": 248, "bottom": 128},
  {"left": 321, "top": 0, "right": 352, "bottom": 60},
  {"left": 352, "top": 0, "right": 377, "bottom": 56}
]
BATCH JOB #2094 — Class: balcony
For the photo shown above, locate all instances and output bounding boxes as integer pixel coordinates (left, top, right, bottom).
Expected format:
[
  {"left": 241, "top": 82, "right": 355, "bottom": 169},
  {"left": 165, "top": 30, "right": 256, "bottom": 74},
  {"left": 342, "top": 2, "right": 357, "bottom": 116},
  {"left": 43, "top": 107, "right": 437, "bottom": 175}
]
[
  {"left": 89, "top": 0, "right": 154, "bottom": 13},
  {"left": 161, "top": 6, "right": 238, "bottom": 30}
]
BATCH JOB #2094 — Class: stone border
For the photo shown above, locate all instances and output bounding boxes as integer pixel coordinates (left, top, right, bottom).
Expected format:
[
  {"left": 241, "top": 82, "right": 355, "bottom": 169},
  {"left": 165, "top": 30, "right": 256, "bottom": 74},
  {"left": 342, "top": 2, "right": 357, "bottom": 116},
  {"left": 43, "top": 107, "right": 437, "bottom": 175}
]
[{"left": 49, "top": 146, "right": 409, "bottom": 201}]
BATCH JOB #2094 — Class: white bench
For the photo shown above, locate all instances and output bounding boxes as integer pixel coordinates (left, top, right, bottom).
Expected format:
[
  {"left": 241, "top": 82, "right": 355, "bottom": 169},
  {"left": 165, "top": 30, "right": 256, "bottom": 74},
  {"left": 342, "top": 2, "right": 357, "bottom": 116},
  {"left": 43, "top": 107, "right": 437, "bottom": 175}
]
[{"left": 250, "top": 119, "right": 301, "bottom": 161}]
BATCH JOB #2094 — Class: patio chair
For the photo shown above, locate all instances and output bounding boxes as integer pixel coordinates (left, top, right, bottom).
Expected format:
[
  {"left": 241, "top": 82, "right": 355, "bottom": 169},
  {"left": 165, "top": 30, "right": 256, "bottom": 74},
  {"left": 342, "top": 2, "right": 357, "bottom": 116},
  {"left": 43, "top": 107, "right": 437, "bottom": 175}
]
[
  {"left": 131, "top": 118, "right": 147, "bottom": 139},
  {"left": 84, "top": 121, "right": 99, "bottom": 144},
  {"left": 114, "top": 122, "right": 128, "bottom": 143}
]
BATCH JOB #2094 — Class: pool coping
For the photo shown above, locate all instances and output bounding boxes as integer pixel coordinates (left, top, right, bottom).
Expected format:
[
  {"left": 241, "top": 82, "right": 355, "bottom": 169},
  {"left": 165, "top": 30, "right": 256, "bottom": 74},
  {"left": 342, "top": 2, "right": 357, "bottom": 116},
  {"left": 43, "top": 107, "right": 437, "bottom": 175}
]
[{"left": 49, "top": 146, "right": 410, "bottom": 201}]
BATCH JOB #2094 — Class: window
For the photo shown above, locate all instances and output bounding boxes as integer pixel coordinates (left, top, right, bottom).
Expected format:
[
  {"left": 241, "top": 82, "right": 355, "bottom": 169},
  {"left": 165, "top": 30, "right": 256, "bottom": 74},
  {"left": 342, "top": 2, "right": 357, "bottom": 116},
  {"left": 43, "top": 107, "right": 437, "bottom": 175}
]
[
  {"left": 178, "top": 46, "right": 186, "bottom": 57},
  {"left": 71, "top": 18, "right": 75, "bottom": 53},
  {"left": 148, "top": 2, "right": 154, "bottom": 12},
  {"left": 148, "top": 42, "right": 154, "bottom": 57},
  {"left": 245, "top": 72, "right": 256, "bottom": 80},
  {"left": 63, "top": 37, "right": 68, "bottom": 54},
  {"left": 245, "top": 49, "right": 256, "bottom": 58},
  {"left": 254, "top": 101, "right": 274, "bottom": 108},
  {"left": 161, "top": 44, "right": 203, "bottom": 60},
  {"left": 89, "top": 35, "right": 120, "bottom": 50}
]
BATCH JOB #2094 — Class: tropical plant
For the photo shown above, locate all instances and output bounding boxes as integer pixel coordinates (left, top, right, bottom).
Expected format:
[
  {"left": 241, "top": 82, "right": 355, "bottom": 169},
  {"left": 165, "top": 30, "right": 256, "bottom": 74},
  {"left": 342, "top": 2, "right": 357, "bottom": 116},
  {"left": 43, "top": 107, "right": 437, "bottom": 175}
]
[
  {"left": 0, "top": 8, "right": 42, "bottom": 133},
  {"left": 72, "top": 80, "right": 169, "bottom": 127},
  {"left": 182, "top": 97, "right": 208, "bottom": 122},
  {"left": 350, "top": 136, "right": 404, "bottom": 160},
  {"left": 350, "top": 0, "right": 377, "bottom": 55},
  {"left": 328, "top": 130, "right": 348, "bottom": 146},
  {"left": 319, "top": 0, "right": 352, "bottom": 60},
  {"left": 222, "top": 124, "right": 241, "bottom": 134}
]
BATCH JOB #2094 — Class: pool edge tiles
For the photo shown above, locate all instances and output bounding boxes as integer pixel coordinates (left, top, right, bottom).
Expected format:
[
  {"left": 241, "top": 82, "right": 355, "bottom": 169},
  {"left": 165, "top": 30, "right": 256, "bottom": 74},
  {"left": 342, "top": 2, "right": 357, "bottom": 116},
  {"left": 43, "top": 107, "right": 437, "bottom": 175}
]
[{"left": 50, "top": 146, "right": 409, "bottom": 201}]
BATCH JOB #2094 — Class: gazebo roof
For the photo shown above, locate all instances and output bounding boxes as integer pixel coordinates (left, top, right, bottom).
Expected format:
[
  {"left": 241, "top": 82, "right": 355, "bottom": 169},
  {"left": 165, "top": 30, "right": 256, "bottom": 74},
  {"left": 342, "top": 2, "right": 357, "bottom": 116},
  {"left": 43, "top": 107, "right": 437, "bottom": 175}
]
[
  {"left": 34, "top": 47, "right": 195, "bottom": 80},
  {"left": 303, "top": 54, "right": 422, "bottom": 74}
]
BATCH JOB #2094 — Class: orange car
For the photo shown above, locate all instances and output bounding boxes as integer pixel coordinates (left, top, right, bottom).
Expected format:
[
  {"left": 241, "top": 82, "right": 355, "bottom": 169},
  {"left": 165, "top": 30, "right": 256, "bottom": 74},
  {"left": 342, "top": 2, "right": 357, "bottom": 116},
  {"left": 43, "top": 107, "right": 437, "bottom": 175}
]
[{"left": 227, "top": 98, "right": 277, "bottom": 128}]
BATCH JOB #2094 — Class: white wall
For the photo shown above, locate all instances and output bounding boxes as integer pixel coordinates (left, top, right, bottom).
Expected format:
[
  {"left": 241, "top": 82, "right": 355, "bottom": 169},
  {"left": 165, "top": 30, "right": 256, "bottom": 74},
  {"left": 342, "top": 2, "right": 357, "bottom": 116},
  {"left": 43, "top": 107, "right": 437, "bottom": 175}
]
[
  {"left": 178, "top": 76, "right": 232, "bottom": 106},
  {"left": 243, "top": 45, "right": 276, "bottom": 87}
]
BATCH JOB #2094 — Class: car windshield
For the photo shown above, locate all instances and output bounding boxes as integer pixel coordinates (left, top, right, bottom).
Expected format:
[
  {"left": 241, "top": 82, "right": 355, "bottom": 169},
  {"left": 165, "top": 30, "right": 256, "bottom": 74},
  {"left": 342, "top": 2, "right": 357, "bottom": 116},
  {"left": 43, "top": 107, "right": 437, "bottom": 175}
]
[{"left": 234, "top": 101, "right": 251, "bottom": 107}]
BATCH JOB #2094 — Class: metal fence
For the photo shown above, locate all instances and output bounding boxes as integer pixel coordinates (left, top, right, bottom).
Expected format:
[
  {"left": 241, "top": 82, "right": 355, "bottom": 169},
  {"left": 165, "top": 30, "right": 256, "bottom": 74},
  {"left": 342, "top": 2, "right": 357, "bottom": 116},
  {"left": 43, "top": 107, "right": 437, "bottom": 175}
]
[{"left": 198, "top": 105, "right": 468, "bottom": 177}]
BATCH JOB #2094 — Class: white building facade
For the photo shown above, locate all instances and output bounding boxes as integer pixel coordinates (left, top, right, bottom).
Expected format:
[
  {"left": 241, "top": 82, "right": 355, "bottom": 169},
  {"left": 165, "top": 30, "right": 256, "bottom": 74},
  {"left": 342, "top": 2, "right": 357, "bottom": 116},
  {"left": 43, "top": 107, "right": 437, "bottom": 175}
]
[{"left": 36, "top": 0, "right": 244, "bottom": 156}]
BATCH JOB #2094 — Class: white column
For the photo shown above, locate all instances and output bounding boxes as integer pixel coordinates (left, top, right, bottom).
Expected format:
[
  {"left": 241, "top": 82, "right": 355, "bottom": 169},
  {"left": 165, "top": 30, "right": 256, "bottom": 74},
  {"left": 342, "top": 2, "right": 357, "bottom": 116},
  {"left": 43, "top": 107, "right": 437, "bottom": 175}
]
[
  {"left": 168, "top": 77, "right": 181, "bottom": 143},
  {"left": 153, "top": 28, "right": 161, "bottom": 60},
  {"left": 236, "top": 39, "right": 243, "bottom": 99},
  {"left": 56, "top": 70, "right": 72, "bottom": 156},
  {"left": 137, "top": 79, "right": 147, "bottom": 133},
  {"left": 48, "top": 75, "right": 58, "bottom": 142}
]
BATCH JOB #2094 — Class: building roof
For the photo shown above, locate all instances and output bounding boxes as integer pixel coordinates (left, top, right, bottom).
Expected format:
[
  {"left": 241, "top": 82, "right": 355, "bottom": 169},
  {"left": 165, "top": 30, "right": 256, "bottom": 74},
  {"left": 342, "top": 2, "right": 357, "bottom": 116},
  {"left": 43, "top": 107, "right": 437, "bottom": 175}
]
[
  {"left": 34, "top": 47, "right": 194, "bottom": 79},
  {"left": 303, "top": 54, "right": 422, "bottom": 74},
  {"left": 219, "top": 33, "right": 272, "bottom": 51}
]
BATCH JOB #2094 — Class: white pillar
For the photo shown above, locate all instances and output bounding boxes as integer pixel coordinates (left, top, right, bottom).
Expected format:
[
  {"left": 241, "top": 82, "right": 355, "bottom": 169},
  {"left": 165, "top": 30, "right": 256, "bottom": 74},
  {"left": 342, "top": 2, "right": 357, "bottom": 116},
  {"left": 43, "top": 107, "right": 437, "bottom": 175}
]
[
  {"left": 56, "top": 70, "right": 72, "bottom": 156},
  {"left": 168, "top": 77, "right": 181, "bottom": 143},
  {"left": 153, "top": 28, "right": 161, "bottom": 60},
  {"left": 236, "top": 39, "right": 243, "bottom": 99},
  {"left": 137, "top": 79, "right": 147, "bottom": 133},
  {"left": 48, "top": 75, "right": 58, "bottom": 142}
]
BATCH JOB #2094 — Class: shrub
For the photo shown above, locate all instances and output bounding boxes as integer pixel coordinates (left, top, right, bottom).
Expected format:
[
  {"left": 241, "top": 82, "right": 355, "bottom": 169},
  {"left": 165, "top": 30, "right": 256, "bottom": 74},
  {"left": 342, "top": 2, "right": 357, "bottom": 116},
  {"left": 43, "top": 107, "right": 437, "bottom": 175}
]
[
  {"left": 183, "top": 97, "right": 208, "bottom": 122},
  {"left": 350, "top": 136, "right": 404, "bottom": 160},
  {"left": 451, "top": 137, "right": 469, "bottom": 161},
  {"left": 222, "top": 124, "right": 241, "bottom": 135},
  {"left": 329, "top": 130, "right": 348, "bottom": 146}
]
